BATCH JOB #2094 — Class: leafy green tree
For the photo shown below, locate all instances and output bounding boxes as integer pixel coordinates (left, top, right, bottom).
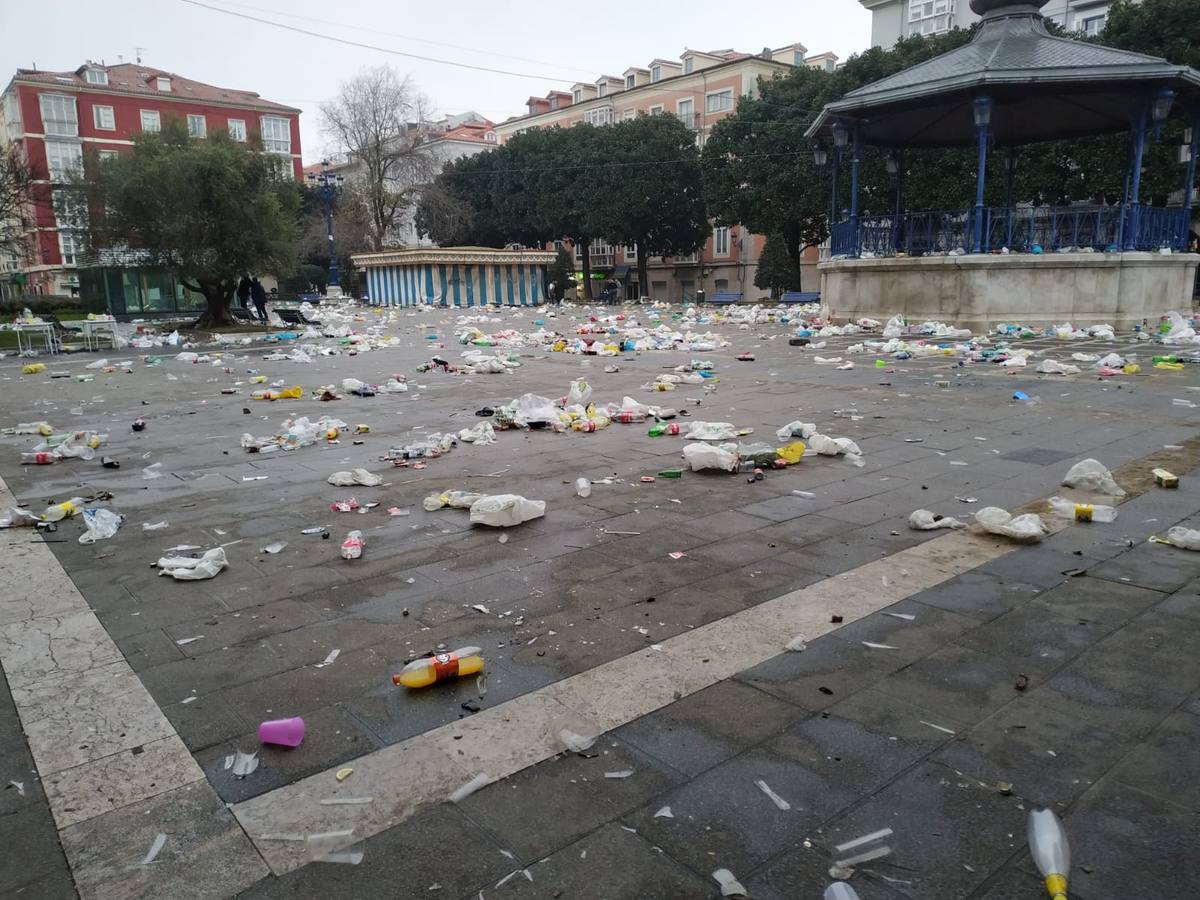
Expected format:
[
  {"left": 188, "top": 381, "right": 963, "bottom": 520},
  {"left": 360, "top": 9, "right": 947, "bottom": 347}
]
[
  {"left": 83, "top": 120, "right": 300, "bottom": 327},
  {"left": 594, "top": 115, "right": 708, "bottom": 297},
  {"left": 754, "top": 232, "right": 799, "bottom": 297}
]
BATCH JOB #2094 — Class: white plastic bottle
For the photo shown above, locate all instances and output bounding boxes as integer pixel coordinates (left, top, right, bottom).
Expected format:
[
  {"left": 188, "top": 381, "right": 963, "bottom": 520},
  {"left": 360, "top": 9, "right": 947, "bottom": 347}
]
[
  {"left": 824, "top": 883, "right": 862, "bottom": 900},
  {"left": 575, "top": 477, "right": 592, "bottom": 498},
  {"left": 1028, "top": 808, "right": 1070, "bottom": 900},
  {"left": 1047, "top": 496, "right": 1116, "bottom": 523}
]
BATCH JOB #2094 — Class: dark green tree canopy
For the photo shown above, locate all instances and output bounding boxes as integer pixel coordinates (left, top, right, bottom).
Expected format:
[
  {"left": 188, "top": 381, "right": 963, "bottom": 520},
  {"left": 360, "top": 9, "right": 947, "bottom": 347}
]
[{"left": 83, "top": 119, "right": 301, "bottom": 327}]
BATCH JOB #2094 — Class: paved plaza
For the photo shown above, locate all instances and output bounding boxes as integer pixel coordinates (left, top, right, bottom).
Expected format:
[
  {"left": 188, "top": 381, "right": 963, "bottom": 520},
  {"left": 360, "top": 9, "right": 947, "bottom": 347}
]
[{"left": 1, "top": 303, "right": 1199, "bottom": 899}]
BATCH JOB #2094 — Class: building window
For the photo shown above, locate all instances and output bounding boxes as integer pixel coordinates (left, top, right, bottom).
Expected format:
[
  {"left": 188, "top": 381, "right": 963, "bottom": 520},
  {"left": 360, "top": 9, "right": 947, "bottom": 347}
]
[
  {"left": 624, "top": 243, "right": 637, "bottom": 261},
  {"left": 3, "top": 92, "right": 20, "bottom": 128},
  {"left": 52, "top": 189, "right": 88, "bottom": 229},
  {"left": 98, "top": 149, "right": 119, "bottom": 162},
  {"left": 93, "top": 105, "right": 115, "bottom": 130},
  {"left": 908, "top": 0, "right": 955, "bottom": 36},
  {"left": 584, "top": 106, "right": 614, "bottom": 126},
  {"left": 648, "top": 105, "right": 663, "bottom": 117},
  {"left": 260, "top": 115, "right": 291, "bottom": 153},
  {"left": 597, "top": 82, "right": 607, "bottom": 98},
  {"left": 156, "top": 76, "right": 171, "bottom": 92},
  {"left": 228, "top": 118, "right": 247, "bottom": 141},
  {"left": 714, "top": 226, "right": 731, "bottom": 256},
  {"left": 651, "top": 65, "right": 662, "bottom": 83},
  {"left": 676, "top": 98, "right": 695, "bottom": 130},
  {"left": 44, "top": 139, "right": 83, "bottom": 180},
  {"left": 187, "top": 114, "right": 206, "bottom": 138},
  {"left": 39, "top": 94, "right": 78, "bottom": 136},
  {"left": 1078, "top": 13, "right": 1106, "bottom": 36},
  {"left": 622, "top": 109, "right": 636, "bottom": 121},
  {"left": 625, "top": 74, "right": 636, "bottom": 89},
  {"left": 705, "top": 90, "right": 734, "bottom": 114},
  {"left": 140, "top": 109, "right": 161, "bottom": 133},
  {"left": 58, "top": 230, "right": 81, "bottom": 266},
  {"left": 684, "top": 57, "right": 695, "bottom": 74},
  {"left": 573, "top": 89, "right": 583, "bottom": 103},
  {"left": 84, "top": 68, "right": 108, "bottom": 85},
  {"left": 794, "top": 50, "right": 805, "bottom": 66}
]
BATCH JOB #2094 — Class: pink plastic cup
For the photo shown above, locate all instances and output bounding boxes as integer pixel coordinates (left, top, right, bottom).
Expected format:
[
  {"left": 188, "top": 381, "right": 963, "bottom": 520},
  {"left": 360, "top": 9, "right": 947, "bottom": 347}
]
[{"left": 258, "top": 716, "right": 305, "bottom": 747}]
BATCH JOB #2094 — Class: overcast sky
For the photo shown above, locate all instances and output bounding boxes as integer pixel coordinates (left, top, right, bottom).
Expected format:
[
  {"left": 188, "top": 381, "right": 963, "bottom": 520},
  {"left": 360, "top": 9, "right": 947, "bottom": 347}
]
[{"left": 1, "top": 0, "right": 871, "bottom": 162}]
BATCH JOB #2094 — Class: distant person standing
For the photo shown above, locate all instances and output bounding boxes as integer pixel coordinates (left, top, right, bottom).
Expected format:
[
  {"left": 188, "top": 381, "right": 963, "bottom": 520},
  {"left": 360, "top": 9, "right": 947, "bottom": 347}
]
[
  {"left": 547, "top": 280, "right": 558, "bottom": 305},
  {"left": 236, "top": 275, "right": 251, "bottom": 310},
  {"left": 250, "top": 277, "right": 268, "bottom": 323}
]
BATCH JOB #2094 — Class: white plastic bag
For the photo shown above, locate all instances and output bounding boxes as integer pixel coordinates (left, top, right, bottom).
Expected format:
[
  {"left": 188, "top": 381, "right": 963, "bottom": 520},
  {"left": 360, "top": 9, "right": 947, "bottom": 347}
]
[
  {"left": 0, "top": 507, "right": 39, "bottom": 528},
  {"left": 469, "top": 494, "right": 546, "bottom": 527},
  {"left": 975, "top": 507, "right": 1047, "bottom": 542},
  {"left": 458, "top": 422, "right": 496, "bottom": 445},
  {"left": 1163, "top": 526, "right": 1200, "bottom": 551},
  {"left": 908, "top": 509, "right": 964, "bottom": 530},
  {"left": 882, "top": 315, "right": 905, "bottom": 339},
  {"left": 423, "top": 490, "right": 482, "bottom": 511},
  {"left": 682, "top": 442, "right": 738, "bottom": 472},
  {"left": 566, "top": 378, "right": 592, "bottom": 407},
  {"left": 158, "top": 547, "right": 228, "bottom": 580},
  {"left": 79, "top": 508, "right": 124, "bottom": 544},
  {"left": 776, "top": 421, "right": 816, "bottom": 441},
  {"left": 684, "top": 421, "right": 738, "bottom": 441},
  {"left": 1047, "top": 496, "right": 1116, "bottom": 523},
  {"left": 1062, "top": 459, "right": 1125, "bottom": 496},
  {"left": 1037, "top": 359, "right": 1080, "bottom": 375},
  {"left": 327, "top": 468, "right": 382, "bottom": 487}
]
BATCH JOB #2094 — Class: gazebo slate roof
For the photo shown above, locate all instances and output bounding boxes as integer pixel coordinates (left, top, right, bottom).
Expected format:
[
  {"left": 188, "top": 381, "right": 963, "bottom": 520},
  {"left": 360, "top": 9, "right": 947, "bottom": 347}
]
[{"left": 807, "top": 0, "right": 1200, "bottom": 148}]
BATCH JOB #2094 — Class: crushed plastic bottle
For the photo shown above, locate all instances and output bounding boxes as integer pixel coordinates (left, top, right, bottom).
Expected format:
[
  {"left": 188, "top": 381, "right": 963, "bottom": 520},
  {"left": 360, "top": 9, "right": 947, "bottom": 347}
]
[
  {"left": 340, "top": 530, "right": 364, "bottom": 560},
  {"left": 393, "top": 647, "right": 484, "bottom": 688},
  {"left": 20, "top": 452, "right": 56, "bottom": 465},
  {"left": 1028, "top": 808, "right": 1070, "bottom": 900}
]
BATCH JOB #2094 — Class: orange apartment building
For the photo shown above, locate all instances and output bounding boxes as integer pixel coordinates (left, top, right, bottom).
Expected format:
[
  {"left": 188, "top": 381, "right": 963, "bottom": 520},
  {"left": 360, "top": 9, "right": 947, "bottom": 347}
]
[{"left": 494, "top": 44, "right": 838, "bottom": 301}]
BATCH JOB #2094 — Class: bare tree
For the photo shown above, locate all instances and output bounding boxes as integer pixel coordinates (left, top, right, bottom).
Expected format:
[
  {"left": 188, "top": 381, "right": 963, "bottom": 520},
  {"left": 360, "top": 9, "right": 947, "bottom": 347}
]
[
  {"left": 0, "top": 143, "right": 34, "bottom": 268},
  {"left": 320, "top": 67, "right": 435, "bottom": 251}
]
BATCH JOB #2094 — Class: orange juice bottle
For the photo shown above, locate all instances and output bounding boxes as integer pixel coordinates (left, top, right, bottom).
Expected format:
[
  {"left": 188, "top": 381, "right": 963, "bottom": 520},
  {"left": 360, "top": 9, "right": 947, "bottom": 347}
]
[{"left": 393, "top": 647, "right": 484, "bottom": 688}]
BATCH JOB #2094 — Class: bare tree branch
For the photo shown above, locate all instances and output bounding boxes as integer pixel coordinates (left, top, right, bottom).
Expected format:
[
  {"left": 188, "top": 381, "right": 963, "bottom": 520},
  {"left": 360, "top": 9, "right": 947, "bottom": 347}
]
[
  {"left": 320, "top": 66, "right": 437, "bottom": 251},
  {"left": 0, "top": 143, "right": 35, "bottom": 266}
]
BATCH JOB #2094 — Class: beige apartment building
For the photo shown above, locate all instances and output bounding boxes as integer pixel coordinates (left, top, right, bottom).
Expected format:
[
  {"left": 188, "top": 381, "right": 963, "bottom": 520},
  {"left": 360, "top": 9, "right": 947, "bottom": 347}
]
[{"left": 494, "top": 44, "right": 838, "bottom": 301}]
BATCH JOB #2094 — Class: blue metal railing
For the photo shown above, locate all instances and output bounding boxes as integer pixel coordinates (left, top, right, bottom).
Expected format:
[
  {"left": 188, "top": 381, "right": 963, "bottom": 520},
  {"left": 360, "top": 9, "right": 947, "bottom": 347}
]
[{"left": 828, "top": 205, "right": 1190, "bottom": 257}]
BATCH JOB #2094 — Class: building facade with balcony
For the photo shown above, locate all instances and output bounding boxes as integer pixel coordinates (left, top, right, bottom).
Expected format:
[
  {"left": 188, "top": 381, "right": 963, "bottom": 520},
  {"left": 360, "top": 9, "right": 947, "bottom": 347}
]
[
  {"left": 495, "top": 45, "right": 839, "bottom": 302},
  {"left": 860, "top": 0, "right": 1127, "bottom": 48},
  {"left": 0, "top": 62, "right": 302, "bottom": 299}
]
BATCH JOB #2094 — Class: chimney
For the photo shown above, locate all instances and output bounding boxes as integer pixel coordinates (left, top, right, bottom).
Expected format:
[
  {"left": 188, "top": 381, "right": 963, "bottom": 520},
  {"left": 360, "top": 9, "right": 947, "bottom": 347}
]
[{"left": 761, "top": 46, "right": 772, "bottom": 59}]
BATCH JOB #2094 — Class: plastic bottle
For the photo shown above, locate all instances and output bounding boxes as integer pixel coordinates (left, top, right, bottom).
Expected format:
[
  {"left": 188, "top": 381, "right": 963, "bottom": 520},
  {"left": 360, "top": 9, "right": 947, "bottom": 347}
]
[
  {"left": 648, "top": 423, "right": 667, "bottom": 437},
  {"left": 824, "top": 884, "right": 862, "bottom": 900},
  {"left": 1047, "top": 497, "right": 1116, "bottom": 523},
  {"left": 575, "top": 477, "right": 592, "bottom": 498},
  {"left": 1028, "top": 808, "right": 1070, "bottom": 900},
  {"left": 20, "top": 452, "right": 56, "bottom": 465},
  {"left": 340, "top": 530, "right": 364, "bottom": 560},
  {"left": 42, "top": 498, "right": 83, "bottom": 522},
  {"left": 393, "top": 647, "right": 484, "bottom": 688}
]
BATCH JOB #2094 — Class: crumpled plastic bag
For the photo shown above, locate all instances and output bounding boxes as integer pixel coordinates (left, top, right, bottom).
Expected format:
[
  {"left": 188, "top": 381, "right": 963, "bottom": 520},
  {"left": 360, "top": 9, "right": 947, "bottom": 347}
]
[
  {"left": 1160, "top": 311, "right": 1199, "bottom": 345},
  {"left": 807, "top": 432, "right": 865, "bottom": 466},
  {"left": 79, "top": 508, "right": 123, "bottom": 544},
  {"left": 423, "top": 490, "right": 482, "bottom": 511},
  {"left": 909, "top": 509, "right": 965, "bottom": 530},
  {"left": 1163, "top": 525, "right": 1200, "bottom": 551},
  {"left": 776, "top": 421, "right": 816, "bottom": 442},
  {"left": 1037, "top": 359, "right": 1081, "bottom": 375},
  {"left": 975, "top": 507, "right": 1047, "bottom": 542},
  {"left": 882, "top": 315, "right": 905, "bottom": 339},
  {"left": 684, "top": 421, "right": 739, "bottom": 441},
  {"left": 1097, "top": 352, "right": 1126, "bottom": 368},
  {"left": 683, "top": 442, "right": 738, "bottom": 472},
  {"left": 458, "top": 422, "right": 496, "bottom": 445},
  {"left": 566, "top": 378, "right": 592, "bottom": 407},
  {"left": 508, "top": 393, "right": 566, "bottom": 429},
  {"left": 158, "top": 547, "right": 228, "bottom": 580},
  {"left": 327, "top": 468, "right": 383, "bottom": 487},
  {"left": 469, "top": 494, "right": 545, "bottom": 527},
  {"left": 0, "top": 507, "right": 40, "bottom": 528},
  {"left": 1062, "top": 458, "right": 1125, "bottom": 496}
]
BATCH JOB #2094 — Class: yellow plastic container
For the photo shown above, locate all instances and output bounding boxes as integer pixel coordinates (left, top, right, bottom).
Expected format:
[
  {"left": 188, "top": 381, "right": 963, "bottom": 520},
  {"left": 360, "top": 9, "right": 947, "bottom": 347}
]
[
  {"left": 393, "top": 647, "right": 484, "bottom": 688},
  {"left": 1154, "top": 361, "right": 1184, "bottom": 371},
  {"left": 21, "top": 363, "right": 47, "bottom": 374},
  {"left": 1122, "top": 364, "right": 1141, "bottom": 375}
]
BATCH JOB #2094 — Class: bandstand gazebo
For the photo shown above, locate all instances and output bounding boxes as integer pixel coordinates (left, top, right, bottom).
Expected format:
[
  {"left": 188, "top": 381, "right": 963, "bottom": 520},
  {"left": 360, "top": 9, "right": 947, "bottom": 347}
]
[{"left": 806, "top": 0, "right": 1200, "bottom": 330}]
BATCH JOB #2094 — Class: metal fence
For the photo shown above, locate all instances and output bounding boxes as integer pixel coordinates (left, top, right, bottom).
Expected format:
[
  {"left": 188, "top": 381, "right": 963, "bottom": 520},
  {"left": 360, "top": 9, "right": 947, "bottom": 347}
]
[{"left": 830, "top": 205, "right": 1191, "bottom": 257}]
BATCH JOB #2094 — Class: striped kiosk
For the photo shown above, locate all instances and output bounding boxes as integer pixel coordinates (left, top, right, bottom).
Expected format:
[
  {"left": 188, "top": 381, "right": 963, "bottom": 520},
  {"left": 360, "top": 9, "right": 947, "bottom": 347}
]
[{"left": 351, "top": 247, "right": 557, "bottom": 309}]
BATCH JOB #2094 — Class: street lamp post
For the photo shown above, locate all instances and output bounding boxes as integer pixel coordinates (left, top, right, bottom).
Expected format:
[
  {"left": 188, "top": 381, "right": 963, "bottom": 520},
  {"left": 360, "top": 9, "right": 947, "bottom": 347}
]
[{"left": 306, "top": 160, "right": 345, "bottom": 295}]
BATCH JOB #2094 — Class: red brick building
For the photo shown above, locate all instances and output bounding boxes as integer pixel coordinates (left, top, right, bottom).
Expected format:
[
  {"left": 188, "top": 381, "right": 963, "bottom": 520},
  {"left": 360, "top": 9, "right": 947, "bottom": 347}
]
[{"left": 0, "top": 62, "right": 302, "bottom": 295}]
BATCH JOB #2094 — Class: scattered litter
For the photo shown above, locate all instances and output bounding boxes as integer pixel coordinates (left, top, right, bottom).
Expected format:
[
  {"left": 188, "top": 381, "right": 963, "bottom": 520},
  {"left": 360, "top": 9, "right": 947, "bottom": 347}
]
[
  {"left": 157, "top": 547, "right": 228, "bottom": 580},
  {"left": 604, "top": 770, "right": 634, "bottom": 779},
  {"left": 1153, "top": 468, "right": 1179, "bottom": 488},
  {"left": 142, "top": 521, "right": 168, "bottom": 531},
  {"left": 306, "top": 830, "right": 365, "bottom": 865},
  {"left": 1028, "top": 807, "right": 1070, "bottom": 900},
  {"left": 175, "top": 636, "right": 204, "bottom": 646},
  {"left": 258, "top": 716, "right": 305, "bottom": 747},
  {"left": 1062, "top": 458, "right": 1125, "bottom": 496},
  {"left": 785, "top": 635, "right": 807, "bottom": 652},
  {"left": 654, "top": 806, "right": 674, "bottom": 819},
  {"left": 448, "top": 773, "right": 494, "bottom": 803},
  {"left": 79, "top": 508, "right": 124, "bottom": 544},
  {"left": 1157, "top": 526, "right": 1200, "bottom": 551},
  {"left": 862, "top": 642, "right": 900, "bottom": 651},
  {"left": 314, "top": 649, "right": 341, "bottom": 668},
  {"left": 825, "top": 883, "right": 863, "bottom": 900},
  {"left": 327, "top": 468, "right": 383, "bottom": 487},
  {"left": 140, "top": 833, "right": 168, "bottom": 866},
  {"left": 908, "top": 509, "right": 964, "bottom": 530},
  {"left": 884, "top": 612, "right": 916, "bottom": 621},
  {"left": 559, "top": 729, "right": 597, "bottom": 753},
  {"left": 318, "top": 797, "right": 374, "bottom": 805},
  {"left": 1047, "top": 496, "right": 1116, "bottom": 523},
  {"left": 469, "top": 494, "right": 546, "bottom": 527},
  {"left": 975, "top": 507, "right": 1047, "bottom": 543},
  {"left": 394, "top": 647, "right": 484, "bottom": 688},
  {"left": 668, "top": 551, "right": 687, "bottom": 559},
  {"left": 224, "top": 750, "right": 259, "bottom": 778},
  {"left": 755, "top": 779, "right": 791, "bottom": 811},
  {"left": 336, "top": 768, "right": 354, "bottom": 782},
  {"left": 834, "top": 827, "right": 894, "bottom": 868},
  {"left": 8, "top": 781, "right": 25, "bottom": 797},
  {"left": 261, "top": 541, "right": 287, "bottom": 554},
  {"left": 712, "top": 868, "right": 748, "bottom": 898},
  {"left": 920, "top": 720, "right": 956, "bottom": 735}
]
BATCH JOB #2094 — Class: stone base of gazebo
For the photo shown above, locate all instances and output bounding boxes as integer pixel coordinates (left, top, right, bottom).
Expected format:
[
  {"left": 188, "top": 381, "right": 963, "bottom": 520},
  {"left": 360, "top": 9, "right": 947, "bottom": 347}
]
[{"left": 819, "top": 252, "right": 1199, "bottom": 333}]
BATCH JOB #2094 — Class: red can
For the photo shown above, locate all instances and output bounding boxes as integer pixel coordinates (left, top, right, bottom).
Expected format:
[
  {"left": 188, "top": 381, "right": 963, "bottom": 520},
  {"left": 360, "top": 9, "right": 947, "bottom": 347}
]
[
  {"left": 615, "top": 411, "right": 635, "bottom": 424},
  {"left": 666, "top": 423, "right": 681, "bottom": 435}
]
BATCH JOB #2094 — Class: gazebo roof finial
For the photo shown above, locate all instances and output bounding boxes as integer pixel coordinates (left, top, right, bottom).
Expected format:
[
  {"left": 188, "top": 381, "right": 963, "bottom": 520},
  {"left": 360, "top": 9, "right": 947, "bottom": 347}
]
[{"left": 969, "top": 0, "right": 1048, "bottom": 15}]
